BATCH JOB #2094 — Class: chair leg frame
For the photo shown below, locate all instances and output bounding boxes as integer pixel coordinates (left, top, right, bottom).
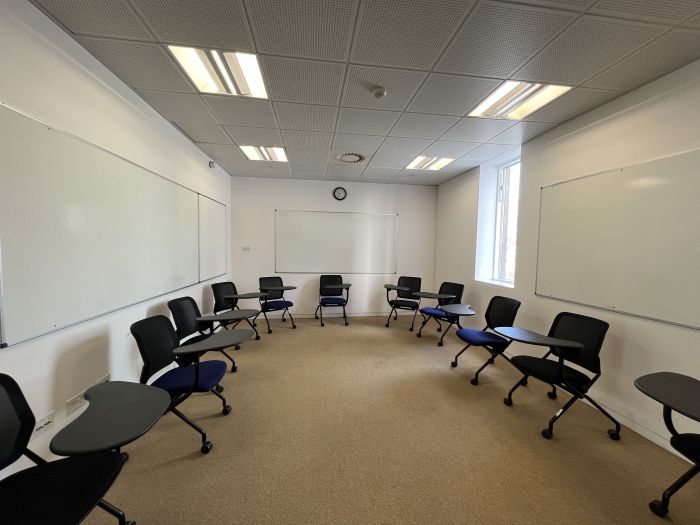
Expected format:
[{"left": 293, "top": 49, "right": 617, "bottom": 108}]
[
  {"left": 650, "top": 464, "right": 700, "bottom": 516},
  {"left": 219, "top": 349, "right": 237, "bottom": 372},
  {"left": 171, "top": 406, "right": 209, "bottom": 446},
  {"left": 243, "top": 317, "right": 260, "bottom": 340}
]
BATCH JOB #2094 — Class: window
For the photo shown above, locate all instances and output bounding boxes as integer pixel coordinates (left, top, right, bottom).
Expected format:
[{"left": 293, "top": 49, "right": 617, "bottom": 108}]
[{"left": 492, "top": 161, "right": 520, "bottom": 284}]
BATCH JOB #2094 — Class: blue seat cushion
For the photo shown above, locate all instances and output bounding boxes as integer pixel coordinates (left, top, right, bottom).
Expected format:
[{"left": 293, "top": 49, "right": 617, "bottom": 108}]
[
  {"left": 320, "top": 297, "right": 346, "bottom": 305},
  {"left": 263, "top": 300, "right": 293, "bottom": 311},
  {"left": 153, "top": 360, "right": 227, "bottom": 394},
  {"left": 511, "top": 355, "right": 592, "bottom": 391},
  {"left": 456, "top": 328, "right": 509, "bottom": 351},
  {"left": 390, "top": 299, "right": 419, "bottom": 309},
  {"left": 420, "top": 307, "right": 457, "bottom": 322}
]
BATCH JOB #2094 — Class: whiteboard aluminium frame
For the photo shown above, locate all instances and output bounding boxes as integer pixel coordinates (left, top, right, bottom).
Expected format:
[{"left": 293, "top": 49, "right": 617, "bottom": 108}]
[
  {"left": 274, "top": 209, "right": 399, "bottom": 274},
  {"left": 0, "top": 104, "right": 228, "bottom": 347},
  {"left": 534, "top": 147, "right": 700, "bottom": 331}
]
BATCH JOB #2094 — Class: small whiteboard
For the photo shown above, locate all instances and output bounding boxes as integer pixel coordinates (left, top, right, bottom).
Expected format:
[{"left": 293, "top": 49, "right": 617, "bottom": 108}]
[
  {"left": 536, "top": 148, "right": 700, "bottom": 330},
  {"left": 275, "top": 210, "right": 398, "bottom": 274}
]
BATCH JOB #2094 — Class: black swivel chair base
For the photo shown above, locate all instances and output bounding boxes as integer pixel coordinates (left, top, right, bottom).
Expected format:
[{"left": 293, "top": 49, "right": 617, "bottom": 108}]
[
  {"left": 261, "top": 309, "right": 297, "bottom": 333},
  {"left": 385, "top": 307, "right": 419, "bottom": 331},
  {"left": 314, "top": 305, "right": 349, "bottom": 327}
]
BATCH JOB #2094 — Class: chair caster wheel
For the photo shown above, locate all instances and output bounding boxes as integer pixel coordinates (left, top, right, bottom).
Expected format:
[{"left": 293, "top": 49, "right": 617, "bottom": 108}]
[
  {"left": 385, "top": 323, "right": 389, "bottom": 327},
  {"left": 235, "top": 345, "right": 241, "bottom": 351},
  {"left": 255, "top": 335, "right": 260, "bottom": 340},
  {"left": 470, "top": 378, "right": 478, "bottom": 385},
  {"left": 345, "top": 322, "right": 349, "bottom": 326},
  {"left": 253, "top": 322, "right": 257, "bottom": 327},
  {"left": 315, "top": 315, "right": 318, "bottom": 319},
  {"left": 649, "top": 500, "right": 668, "bottom": 517},
  {"left": 292, "top": 325, "right": 297, "bottom": 329},
  {"left": 222, "top": 405, "right": 232, "bottom": 415},
  {"left": 409, "top": 327, "right": 413, "bottom": 332},
  {"left": 437, "top": 327, "right": 442, "bottom": 332},
  {"left": 416, "top": 333, "right": 421, "bottom": 338},
  {"left": 321, "top": 323, "right": 324, "bottom": 327},
  {"left": 268, "top": 329, "right": 272, "bottom": 334},
  {"left": 438, "top": 341, "right": 443, "bottom": 347},
  {"left": 503, "top": 398, "right": 513, "bottom": 406},
  {"left": 231, "top": 365, "right": 237, "bottom": 373},
  {"left": 541, "top": 429, "right": 553, "bottom": 439},
  {"left": 201, "top": 441, "right": 213, "bottom": 454},
  {"left": 547, "top": 391, "right": 557, "bottom": 399},
  {"left": 607, "top": 429, "right": 621, "bottom": 441},
  {"left": 450, "top": 361, "right": 457, "bottom": 368},
  {"left": 282, "top": 318, "right": 286, "bottom": 322}
]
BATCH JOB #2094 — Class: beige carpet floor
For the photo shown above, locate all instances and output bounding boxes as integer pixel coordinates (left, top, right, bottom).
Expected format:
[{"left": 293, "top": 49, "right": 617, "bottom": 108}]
[{"left": 87, "top": 316, "right": 698, "bottom": 525}]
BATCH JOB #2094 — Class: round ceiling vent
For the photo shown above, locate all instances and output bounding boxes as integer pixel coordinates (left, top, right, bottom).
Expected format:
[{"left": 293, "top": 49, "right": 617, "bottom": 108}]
[{"left": 335, "top": 153, "right": 365, "bottom": 164}]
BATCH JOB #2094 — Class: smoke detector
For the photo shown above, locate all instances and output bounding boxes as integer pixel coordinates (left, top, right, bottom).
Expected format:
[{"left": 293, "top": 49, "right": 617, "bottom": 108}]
[
  {"left": 371, "top": 86, "right": 387, "bottom": 99},
  {"left": 335, "top": 153, "right": 366, "bottom": 164}
]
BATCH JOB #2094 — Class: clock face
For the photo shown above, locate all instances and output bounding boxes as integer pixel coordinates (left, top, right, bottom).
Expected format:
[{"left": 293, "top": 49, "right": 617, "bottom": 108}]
[{"left": 333, "top": 187, "right": 347, "bottom": 201}]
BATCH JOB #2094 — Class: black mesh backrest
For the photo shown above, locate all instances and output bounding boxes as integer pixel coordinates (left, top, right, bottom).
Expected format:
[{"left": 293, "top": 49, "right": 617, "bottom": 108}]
[
  {"left": 212, "top": 281, "right": 237, "bottom": 313},
  {"left": 397, "top": 276, "right": 421, "bottom": 299},
  {"left": 485, "top": 296, "right": 521, "bottom": 330},
  {"left": 130, "top": 315, "right": 179, "bottom": 384},
  {"left": 0, "top": 374, "right": 35, "bottom": 470},
  {"left": 168, "top": 296, "right": 210, "bottom": 339},
  {"left": 260, "top": 276, "right": 283, "bottom": 300},
  {"left": 320, "top": 275, "right": 342, "bottom": 296},
  {"left": 438, "top": 281, "right": 463, "bottom": 306},
  {"left": 548, "top": 312, "right": 609, "bottom": 375}
]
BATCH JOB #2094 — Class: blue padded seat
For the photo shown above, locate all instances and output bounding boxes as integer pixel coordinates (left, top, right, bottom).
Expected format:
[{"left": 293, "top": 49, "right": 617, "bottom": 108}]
[
  {"left": 421, "top": 307, "right": 452, "bottom": 319},
  {"left": 456, "top": 328, "right": 509, "bottom": 351},
  {"left": 263, "top": 300, "right": 293, "bottom": 310},
  {"left": 153, "top": 360, "right": 227, "bottom": 394},
  {"left": 320, "top": 297, "right": 346, "bottom": 305},
  {"left": 390, "top": 299, "right": 419, "bottom": 309},
  {"left": 511, "top": 355, "right": 592, "bottom": 391}
]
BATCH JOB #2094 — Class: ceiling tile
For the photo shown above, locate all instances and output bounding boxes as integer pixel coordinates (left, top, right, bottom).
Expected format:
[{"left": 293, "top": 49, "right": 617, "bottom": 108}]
[
  {"left": 251, "top": 162, "right": 291, "bottom": 177},
  {"left": 395, "top": 170, "right": 435, "bottom": 183},
  {"left": 489, "top": 121, "right": 557, "bottom": 145},
  {"left": 33, "top": 0, "right": 153, "bottom": 40},
  {"left": 174, "top": 122, "right": 232, "bottom": 144},
  {"left": 436, "top": 2, "right": 576, "bottom": 78},
  {"left": 203, "top": 96, "right": 277, "bottom": 127},
  {"left": 198, "top": 143, "right": 254, "bottom": 175},
  {"left": 441, "top": 117, "right": 516, "bottom": 142},
  {"left": 440, "top": 156, "right": 480, "bottom": 174},
  {"left": 274, "top": 103, "right": 338, "bottom": 131},
  {"left": 421, "top": 140, "right": 480, "bottom": 158},
  {"left": 407, "top": 74, "right": 502, "bottom": 116},
  {"left": 224, "top": 126, "right": 283, "bottom": 146},
  {"left": 371, "top": 137, "right": 433, "bottom": 168},
  {"left": 336, "top": 108, "right": 401, "bottom": 134},
  {"left": 261, "top": 56, "right": 345, "bottom": 105},
  {"left": 525, "top": 87, "right": 622, "bottom": 122},
  {"left": 585, "top": 29, "right": 700, "bottom": 91},
  {"left": 514, "top": 15, "right": 666, "bottom": 85},
  {"left": 685, "top": 12, "right": 700, "bottom": 29},
  {"left": 282, "top": 130, "right": 333, "bottom": 150},
  {"left": 463, "top": 143, "right": 519, "bottom": 161},
  {"left": 287, "top": 148, "right": 330, "bottom": 171},
  {"left": 390, "top": 114, "right": 460, "bottom": 139},
  {"left": 77, "top": 37, "right": 193, "bottom": 92},
  {"left": 503, "top": 0, "right": 596, "bottom": 9},
  {"left": 361, "top": 167, "right": 401, "bottom": 179},
  {"left": 130, "top": 0, "right": 254, "bottom": 50},
  {"left": 590, "top": 0, "right": 700, "bottom": 25},
  {"left": 328, "top": 163, "right": 365, "bottom": 178},
  {"left": 350, "top": 0, "right": 475, "bottom": 68},
  {"left": 246, "top": 0, "right": 358, "bottom": 60},
  {"left": 341, "top": 65, "right": 427, "bottom": 111},
  {"left": 332, "top": 134, "right": 385, "bottom": 153},
  {"left": 137, "top": 90, "right": 217, "bottom": 123}
]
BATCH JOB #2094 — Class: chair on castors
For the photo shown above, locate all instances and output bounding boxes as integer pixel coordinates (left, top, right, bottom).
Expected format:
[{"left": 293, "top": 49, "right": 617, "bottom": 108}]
[
  {"left": 503, "top": 312, "right": 620, "bottom": 441},
  {"left": 416, "top": 281, "right": 464, "bottom": 346},
  {"left": 450, "top": 296, "right": 521, "bottom": 384},
  {"left": 131, "top": 315, "right": 231, "bottom": 454},
  {"left": 314, "top": 275, "right": 350, "bottom": 326},
  {"left": 259, "top": 276, "right": 296, "bottom": 333},
  {"left": 648, "top": 434, "right": 700, "bottom": 517},
  {"left": 211, "top": 282, "right": 262, "bottom": 338},
  {"left": 385, "top": 276, "right": 422, "bottom": 331},
  {"left": 168, "top": 296, "right": 237, "bottom": 373},
  {"left": 0, "top": 374, "right": 132, "bottom": 524}
]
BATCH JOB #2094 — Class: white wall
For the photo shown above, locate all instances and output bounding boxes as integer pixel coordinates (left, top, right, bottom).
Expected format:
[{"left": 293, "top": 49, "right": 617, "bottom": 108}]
[
  {"left": 436, "top": 59, "right": 700, "bottom": 451},
  {"left": 0, "top": 0, "right": 231, "bottom": 470},
  {"left": 231, "top": 178, "right": 436, "bottom": 316}
]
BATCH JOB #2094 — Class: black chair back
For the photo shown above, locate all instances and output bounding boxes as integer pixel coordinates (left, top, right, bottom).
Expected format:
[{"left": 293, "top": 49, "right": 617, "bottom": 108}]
[
  {"left": 320, "top": 275, "right": 343, "bottom": 296},
  {"left": 0, "top": 374, "right": 34, "bottom": 470},
  {"left": 260, "top": 276, "right": 283, "bottom": 300},
  {"left": 485, "top": 296, "right": 521, "bottom": 330},
  {"left": 168, "top": 296, "right": 211, "bottom": 339},
  {"left": 212, "top": 281, "right": 237, "bottom": 313},
  {"left": 130, "top": 315, "right": 179, "bottom": 384},
  {"left": 548, "top": 312, "right": 609, "bottom": 375},
  {"left": 397, "top": 276, "right": 421, "bottom": 299},
  {"left": 438, "top": 281, "right": 463, "bottom": 306}
]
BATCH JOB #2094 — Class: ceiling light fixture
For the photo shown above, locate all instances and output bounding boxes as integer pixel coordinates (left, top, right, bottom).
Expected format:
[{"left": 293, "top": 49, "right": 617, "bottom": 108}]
[
  {"left": 469, "top": 80, "right": 571, "bottom": 120},
  {"left": 240, "top": 146, "right": 287, "bottom": 162},
  {"left": 406, "top": 156, "right": 454, "bottom": 171},
  {"left": 168, "top": 45, "right": 268, "bottom": 98}
]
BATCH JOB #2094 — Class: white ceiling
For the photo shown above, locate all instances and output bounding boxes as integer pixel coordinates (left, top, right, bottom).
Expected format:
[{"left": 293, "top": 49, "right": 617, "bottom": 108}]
[{"left": 32, "top": 0, "right": 700, "bottom": 185}]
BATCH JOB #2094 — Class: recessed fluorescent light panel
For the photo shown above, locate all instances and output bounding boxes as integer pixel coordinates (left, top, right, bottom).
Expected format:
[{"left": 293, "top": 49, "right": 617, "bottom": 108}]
[
  {"left": 168, "top": 46, "right": 268, "bottom": 98},
  {"left": 240, "top": 146, "right": 287, "bottom": 162},
  {"left": 406, "top": 156, "right": 454, "bottom": 171},
  {"left": 469, "top": 81, "right": 571, "bottom": 120}
]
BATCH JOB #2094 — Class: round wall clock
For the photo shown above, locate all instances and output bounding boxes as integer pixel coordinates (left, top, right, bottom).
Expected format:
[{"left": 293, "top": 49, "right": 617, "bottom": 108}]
[{"left": 333, "top": 186, "right": 347, "bottom": 201}]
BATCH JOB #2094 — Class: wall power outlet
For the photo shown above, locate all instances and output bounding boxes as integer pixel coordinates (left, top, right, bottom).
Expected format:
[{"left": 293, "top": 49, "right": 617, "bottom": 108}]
[
  {"left": 34, "top": 411, "right": 55, "bottom": 434},
  {"left": 65, "top": 390, "right": 86, "bottom": 415}
]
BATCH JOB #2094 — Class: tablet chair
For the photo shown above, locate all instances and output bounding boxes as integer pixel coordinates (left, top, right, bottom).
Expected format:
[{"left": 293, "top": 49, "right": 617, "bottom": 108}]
[
  {"left": 314, "top": 275, "right": 349, "bottom": 327},
  {"left": 131, "top": 315, "right": 231, "bottom": 454},
  {"left": 212, "top": 281, "right": 262, "bottom": 335},
  {"left": 385, "top": 276, "right": 422, "bottom": 331},
  {"left": 451, "top": 296, "right": 521, "bottom": 385},
  {"left": 416, "top": 281, "right": 464, "bottom": 346},
  {"left": 503, "top": 312, "right": 620, "bottom": 441},
  {"left": 649, "top": 433, "right": 700, "bottom": 517},
  {"left": 168, "top": 296, "right": 237, "bottom": 373},
  {"left": 0, "top": 374, "right": 132, "bottom": 525},
  {"left": 259, "top": 276, "right": 296, "bottom": 333}
]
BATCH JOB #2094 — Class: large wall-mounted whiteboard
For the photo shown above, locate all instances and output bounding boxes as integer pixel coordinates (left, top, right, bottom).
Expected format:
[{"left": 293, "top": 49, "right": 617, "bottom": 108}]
[
  {"left": 536, "top": 148, "right": 700, "bottom": 330},
  {"left": 275, "top": 210, "right": 398, "bottom": 274},
  {"left": 198, "top": 195, "right": 227, "bottom": 281},
  {"left": 0, "top": 105, "right": 226, "bottom": 345}
]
